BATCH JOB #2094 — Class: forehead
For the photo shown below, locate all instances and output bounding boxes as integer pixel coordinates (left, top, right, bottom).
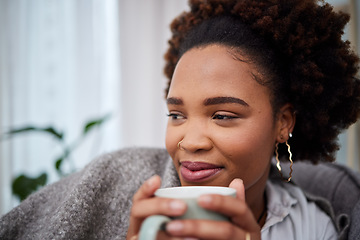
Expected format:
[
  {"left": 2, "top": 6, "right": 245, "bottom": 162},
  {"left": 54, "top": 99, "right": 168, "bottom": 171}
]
[{"left": 168, "top": 45, "right": 271, "bottom": 103}]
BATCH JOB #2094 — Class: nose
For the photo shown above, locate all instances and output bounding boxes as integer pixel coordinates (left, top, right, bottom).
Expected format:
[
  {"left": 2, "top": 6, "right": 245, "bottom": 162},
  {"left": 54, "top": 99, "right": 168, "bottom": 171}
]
[{"left": 180, "top": 120, "right": 213, "bottom": 152}]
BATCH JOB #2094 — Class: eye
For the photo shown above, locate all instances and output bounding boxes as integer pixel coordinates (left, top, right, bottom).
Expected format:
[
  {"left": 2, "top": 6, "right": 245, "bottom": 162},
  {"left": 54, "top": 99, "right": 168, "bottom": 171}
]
[
  {"left": 167, "top": 113, "right": 185, "bottom": 120},
  {"left": 212, "top": 112, "right": 239, "bottom": 120}
]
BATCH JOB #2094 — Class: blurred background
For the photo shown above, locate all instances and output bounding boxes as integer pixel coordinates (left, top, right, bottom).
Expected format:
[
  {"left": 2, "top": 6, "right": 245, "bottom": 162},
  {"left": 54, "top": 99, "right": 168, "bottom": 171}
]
[{"left": 0, "top": 0, "right": 359, "bottom": 215}]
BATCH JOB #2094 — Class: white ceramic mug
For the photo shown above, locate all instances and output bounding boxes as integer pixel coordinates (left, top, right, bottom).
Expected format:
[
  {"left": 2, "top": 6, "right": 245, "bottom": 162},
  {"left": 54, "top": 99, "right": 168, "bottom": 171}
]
[{"left": 138, "top": 186, "right": 236, "bottom": 240}]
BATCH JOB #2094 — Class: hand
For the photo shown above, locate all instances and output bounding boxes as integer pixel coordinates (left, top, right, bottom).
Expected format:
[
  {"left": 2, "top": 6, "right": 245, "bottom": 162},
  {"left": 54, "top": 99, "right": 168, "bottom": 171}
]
[
  {"left": 165, "top": 179, "right": 261, "bottom": 240},
  {"left": 126, "top": 175, "right": 188, "bottom": 240}
]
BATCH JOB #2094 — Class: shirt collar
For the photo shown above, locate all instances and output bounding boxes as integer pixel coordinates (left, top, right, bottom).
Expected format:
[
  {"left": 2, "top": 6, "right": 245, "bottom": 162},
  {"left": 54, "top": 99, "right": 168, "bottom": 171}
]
[{"left": 262, "top": 180, "right": 298, "bottom": 231}]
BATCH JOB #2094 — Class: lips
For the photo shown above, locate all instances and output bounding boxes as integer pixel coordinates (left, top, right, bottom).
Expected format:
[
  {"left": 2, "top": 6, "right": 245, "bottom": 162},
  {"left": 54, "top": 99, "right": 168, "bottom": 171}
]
[{"left": 180, "top": 161, "right": 223, "bottom": 182}]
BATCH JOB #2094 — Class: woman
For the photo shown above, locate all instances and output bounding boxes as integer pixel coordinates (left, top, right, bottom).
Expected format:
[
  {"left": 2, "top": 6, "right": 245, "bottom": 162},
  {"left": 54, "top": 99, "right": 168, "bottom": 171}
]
[
  {"left": 127, "top": 0, "right": 359, "bottom": 239},
  {"left": 0, "top": 0, "right": 359, "bottom": 239}
]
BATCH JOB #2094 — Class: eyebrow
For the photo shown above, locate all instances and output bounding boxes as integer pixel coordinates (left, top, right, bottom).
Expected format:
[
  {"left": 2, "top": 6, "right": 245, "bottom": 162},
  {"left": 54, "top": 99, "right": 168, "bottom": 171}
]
[
  {"left": 167, "top": 96, "right": 249, "bottom": 107},
  {"left": 204, "top": 97, "right": 249, "bottom": 107},
  {"left": 167, "top": 97, "right": 183, "bottom": 105}
]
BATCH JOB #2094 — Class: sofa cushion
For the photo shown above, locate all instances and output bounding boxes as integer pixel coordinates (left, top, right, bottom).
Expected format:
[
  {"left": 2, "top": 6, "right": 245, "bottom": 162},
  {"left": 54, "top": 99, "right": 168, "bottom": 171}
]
[{"left": 274, "top": 161, "right": 360, "bottom": 239}]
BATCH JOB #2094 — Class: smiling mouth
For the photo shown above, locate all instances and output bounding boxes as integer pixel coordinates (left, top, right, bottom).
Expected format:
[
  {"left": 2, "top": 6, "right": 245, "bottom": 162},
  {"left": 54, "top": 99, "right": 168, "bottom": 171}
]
[{"left": 180, "top": 161, "right": 223, "bottom": 182}]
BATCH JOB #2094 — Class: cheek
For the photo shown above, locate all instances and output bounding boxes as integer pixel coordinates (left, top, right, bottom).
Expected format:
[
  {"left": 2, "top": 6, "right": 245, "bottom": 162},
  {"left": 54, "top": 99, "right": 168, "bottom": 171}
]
[
  {"left": 218, "top": 133, "right": 258, "bottom": 160},
  {"left": 215, "top": 121, "right": 276, "bottom": 162},
  {"left": 215, "top": 127, "right": 275, "bottom": 186},
  {"left": 165, "top": 125, "right": 178, "bottom": 158}
]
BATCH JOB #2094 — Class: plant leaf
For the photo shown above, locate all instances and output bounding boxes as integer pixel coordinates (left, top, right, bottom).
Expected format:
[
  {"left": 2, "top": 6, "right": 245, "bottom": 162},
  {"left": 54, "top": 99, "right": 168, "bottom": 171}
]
[
  {"left": 42, "top": 127, "right": 64, "bottom": 140},
  {"left": 54, "top": 148, "right": 71, "bottom": 175},
  {"left": 55, "top": 157, "right": 63, "bottom": 171},
  {"left": 7, "top": 126, "right": 37, "bottom": 134},
  {"left": 83, "top": 114, "right": 111, "bottom": 135},
  {"left": 6, "top": 126, "right": 63, "bottom": 140},
  {"left": 12, "top": 173, "right": 47, "bottom": 201}
]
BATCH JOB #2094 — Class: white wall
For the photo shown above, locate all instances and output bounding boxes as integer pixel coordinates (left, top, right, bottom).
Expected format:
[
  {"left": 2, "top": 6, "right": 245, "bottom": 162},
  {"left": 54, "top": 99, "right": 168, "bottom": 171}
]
[{"left": 118, "top": 0, "right": 188, "bottom": 148}]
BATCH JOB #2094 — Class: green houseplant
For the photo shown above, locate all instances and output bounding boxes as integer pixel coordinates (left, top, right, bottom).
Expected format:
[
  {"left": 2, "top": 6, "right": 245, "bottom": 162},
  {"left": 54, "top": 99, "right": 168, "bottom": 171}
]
[{"left": 2, "top": 114, "right": 110, "bottom": 201}]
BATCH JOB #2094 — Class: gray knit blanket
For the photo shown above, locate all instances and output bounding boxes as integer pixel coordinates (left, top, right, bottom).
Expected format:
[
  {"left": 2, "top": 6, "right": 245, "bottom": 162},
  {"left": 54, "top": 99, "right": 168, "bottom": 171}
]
[
  {"left": 0, "top": 147, "right": 180, "bottom": 239},
  {"left": 1, "top": 147, "right": 355, "bottom": 239}
]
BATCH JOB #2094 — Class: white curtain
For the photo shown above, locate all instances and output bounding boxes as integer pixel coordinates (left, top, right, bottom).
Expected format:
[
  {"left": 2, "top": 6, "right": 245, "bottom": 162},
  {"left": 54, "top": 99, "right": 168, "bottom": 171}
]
[{"left": 0, "top": 0, "right": 123, "bottom": 213}]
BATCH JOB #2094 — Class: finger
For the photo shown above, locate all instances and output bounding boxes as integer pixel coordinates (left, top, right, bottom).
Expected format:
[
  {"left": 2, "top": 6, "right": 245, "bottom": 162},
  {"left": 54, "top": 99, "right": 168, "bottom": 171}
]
[
  {"left": 156, "top": 231, "right": 184, "bottom": 240},
  {"left": 131, "top": 197, "right": 187, "bottom": 218},
  {"left": 229, "top": 178, "right": 245, "bottom": 201},
  {"left": 132, "top": 175, "right": 161, "bottom": 202},
  {"left": 197, "top": 194, "right": 259, "bottom": 231},
  {"left": 127, "top": 175, "right": 162, "bottom": 238},
  {"left": 166, "top": 219, "right": 258, "bottom": 240}
]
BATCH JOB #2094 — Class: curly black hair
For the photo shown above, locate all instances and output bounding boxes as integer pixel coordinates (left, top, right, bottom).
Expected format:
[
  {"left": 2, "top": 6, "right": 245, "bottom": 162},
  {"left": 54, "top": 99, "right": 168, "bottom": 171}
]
[{"left": 164, "top": 0, "right": 360, "bottom": 163}]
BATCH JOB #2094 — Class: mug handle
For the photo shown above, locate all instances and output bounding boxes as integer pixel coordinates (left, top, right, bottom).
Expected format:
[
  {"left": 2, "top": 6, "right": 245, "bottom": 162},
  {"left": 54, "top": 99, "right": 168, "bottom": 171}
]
[{"left": 138, "top": 215, "right": 171, "bottom": 240}]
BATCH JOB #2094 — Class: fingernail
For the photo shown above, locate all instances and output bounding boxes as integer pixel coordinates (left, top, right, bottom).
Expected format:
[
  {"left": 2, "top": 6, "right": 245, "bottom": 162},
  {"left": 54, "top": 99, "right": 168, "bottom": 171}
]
[
  {"left": 130, "top": 235, "right": 138, "bottom": 240},
  {"left": 146, "top": 175, "right": 157, "bottom": 187},
  {"left": 169, "top": 200, "right": 186, "bottom": 211},
  {"left": 166, "top": 221, "right": 184, "bottom": 232},
  {"left": 198, "top": 195, "right": 212, "bottom": 205}
]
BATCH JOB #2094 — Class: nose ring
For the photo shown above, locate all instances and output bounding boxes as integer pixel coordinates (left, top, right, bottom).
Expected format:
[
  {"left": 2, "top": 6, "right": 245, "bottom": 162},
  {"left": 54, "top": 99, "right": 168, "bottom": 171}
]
[{"left": 177, "top": 139, "right": 184, "bottom": 150}]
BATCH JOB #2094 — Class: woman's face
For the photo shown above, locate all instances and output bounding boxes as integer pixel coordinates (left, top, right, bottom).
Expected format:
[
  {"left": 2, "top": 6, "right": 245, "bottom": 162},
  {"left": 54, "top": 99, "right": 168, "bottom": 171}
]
[{"left": 166, "top": 45, "right": 282, "bottom": 191}]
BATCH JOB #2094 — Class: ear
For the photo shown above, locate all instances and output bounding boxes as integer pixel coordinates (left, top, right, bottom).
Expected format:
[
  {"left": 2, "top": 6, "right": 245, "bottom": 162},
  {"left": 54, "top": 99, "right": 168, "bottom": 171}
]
[{"left": 275, "top": 103, "right": 296, "bottom": 143}]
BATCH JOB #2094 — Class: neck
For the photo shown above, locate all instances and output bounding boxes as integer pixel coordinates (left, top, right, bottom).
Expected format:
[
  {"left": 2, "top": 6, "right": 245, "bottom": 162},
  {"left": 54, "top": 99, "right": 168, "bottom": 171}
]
[{"left": 245, "top": 162, "right": 270, "bottom": 228}]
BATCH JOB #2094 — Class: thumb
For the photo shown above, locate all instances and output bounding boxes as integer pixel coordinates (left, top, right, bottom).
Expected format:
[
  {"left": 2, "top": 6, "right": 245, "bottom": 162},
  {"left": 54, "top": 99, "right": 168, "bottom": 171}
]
[
  {"left": 229, "top": 178, "right": 245, "bottom": 201},
  {"left": 132, "top": 175, "right": 161, "bottom": 201}
]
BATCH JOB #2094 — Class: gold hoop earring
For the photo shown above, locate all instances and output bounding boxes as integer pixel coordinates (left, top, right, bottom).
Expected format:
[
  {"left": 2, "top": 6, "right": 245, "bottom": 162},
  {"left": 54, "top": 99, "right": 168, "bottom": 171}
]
[
  {"left": 275, "top": 141, "right": 293, "bottom": 182},
  {"left": 177, "top": 139, "right": 184, "bottom": 150}
]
